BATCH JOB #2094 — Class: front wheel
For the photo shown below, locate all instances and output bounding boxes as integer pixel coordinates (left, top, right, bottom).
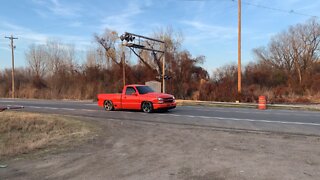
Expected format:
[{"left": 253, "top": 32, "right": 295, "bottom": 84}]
[
  {"left": 141, "top": 102, "right": 153, "bottom": 113},
  {"left": 104, "top": 100, "right": 114, "bottom": 111}
]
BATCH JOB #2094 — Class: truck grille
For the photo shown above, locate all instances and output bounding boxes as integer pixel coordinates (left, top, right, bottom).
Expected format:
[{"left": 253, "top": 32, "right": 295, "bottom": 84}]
[{"left": 163, "top": 98, "right": 174, "bottom": 103}]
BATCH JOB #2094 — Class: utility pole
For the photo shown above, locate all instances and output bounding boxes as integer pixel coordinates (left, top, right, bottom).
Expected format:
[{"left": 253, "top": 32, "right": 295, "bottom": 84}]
[
  {"left": 238, "top": 0, "right": 242, "bottom": 95},
  {"left": 5, "top": 35, "right": 18, "bottom": 98}
]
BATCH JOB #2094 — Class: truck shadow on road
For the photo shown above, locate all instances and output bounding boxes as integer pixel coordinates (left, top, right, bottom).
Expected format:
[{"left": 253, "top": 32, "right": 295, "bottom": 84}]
[{"left": 112, "top": 109, "right": 177, "bottom": 114}]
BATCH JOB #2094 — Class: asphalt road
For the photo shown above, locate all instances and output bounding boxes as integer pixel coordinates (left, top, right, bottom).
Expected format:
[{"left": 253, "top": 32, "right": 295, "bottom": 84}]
[{"left": 1, "top": 98, "right": 320, "bottom": 136}]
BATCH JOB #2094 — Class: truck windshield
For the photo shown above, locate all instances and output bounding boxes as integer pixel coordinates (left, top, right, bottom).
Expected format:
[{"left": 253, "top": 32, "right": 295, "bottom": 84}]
[{"left": 136, "top": 86, "right": 155, "bottom": 94}]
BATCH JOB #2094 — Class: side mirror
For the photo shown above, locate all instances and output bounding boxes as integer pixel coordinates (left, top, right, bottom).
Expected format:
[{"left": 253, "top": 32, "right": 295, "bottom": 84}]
[{"left": 132, "top": 92, "right": 138, "bottom": 96}]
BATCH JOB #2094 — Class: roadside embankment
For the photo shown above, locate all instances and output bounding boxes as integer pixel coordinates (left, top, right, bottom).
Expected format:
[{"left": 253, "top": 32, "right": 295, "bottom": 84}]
[{"left": 0, "top": 111, "right": 95, "bottom": 160}]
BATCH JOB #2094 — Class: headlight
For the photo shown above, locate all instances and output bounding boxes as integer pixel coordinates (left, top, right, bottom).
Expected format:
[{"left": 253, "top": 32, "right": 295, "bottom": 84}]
[
  {"left": 158, "top": 97, "right": 164, "bottom": 104},
  {"left": 172, "top": 96, "right": 175, "bottom": 103}
]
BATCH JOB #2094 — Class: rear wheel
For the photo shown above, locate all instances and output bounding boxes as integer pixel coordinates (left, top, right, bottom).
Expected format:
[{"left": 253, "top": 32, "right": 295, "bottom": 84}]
[
  {"left": 141, "top": 101, "right": 153, "bottom": 113},
  {"left": 104, "top": 100, "right": 114, "bottom": 111}
]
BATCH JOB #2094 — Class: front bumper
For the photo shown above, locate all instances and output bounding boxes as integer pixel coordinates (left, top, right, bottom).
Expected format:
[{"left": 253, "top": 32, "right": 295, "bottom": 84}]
[{"left": 153, "top": 102, "right": 177, "bottom": 110}]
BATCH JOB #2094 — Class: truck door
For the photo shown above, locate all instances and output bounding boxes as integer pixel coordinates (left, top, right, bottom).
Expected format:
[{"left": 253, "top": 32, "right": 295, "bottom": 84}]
[{"left": 122, "top": 86, "right": 140, "bottom": 110}]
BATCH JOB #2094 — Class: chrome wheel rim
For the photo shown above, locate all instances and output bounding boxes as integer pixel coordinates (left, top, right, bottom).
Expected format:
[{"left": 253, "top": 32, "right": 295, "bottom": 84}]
[
  {"left": 142, "top": 102, "right": 152, "bottom": 113},
  {"left": 104, "top": 101, "right": 113, "bottom": 111}
]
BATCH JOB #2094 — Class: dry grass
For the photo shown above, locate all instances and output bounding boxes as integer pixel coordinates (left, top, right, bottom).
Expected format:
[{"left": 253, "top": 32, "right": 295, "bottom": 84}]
[{"left": 0, "top": 111, "right": 93, "bottom": 159}]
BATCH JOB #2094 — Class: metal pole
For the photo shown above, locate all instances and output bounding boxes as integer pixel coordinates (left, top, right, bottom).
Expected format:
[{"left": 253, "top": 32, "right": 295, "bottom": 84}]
[
  {"left": 125, "top": 32, "right": 165, "bottom": 43},
  {"left": 238, "top": 0, "right": 242, "bottom": 94},
  {"left": 122, "top": 46, "right": 126, "bottom": 87},
  {"left": 162, "top": 44, "right": 166, "bottom": 93}
]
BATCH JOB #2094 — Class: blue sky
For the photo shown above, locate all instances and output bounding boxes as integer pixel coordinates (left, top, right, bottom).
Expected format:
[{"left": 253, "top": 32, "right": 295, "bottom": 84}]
[{"left": 0, "top": 0, "right": 319, "bottom": 73}]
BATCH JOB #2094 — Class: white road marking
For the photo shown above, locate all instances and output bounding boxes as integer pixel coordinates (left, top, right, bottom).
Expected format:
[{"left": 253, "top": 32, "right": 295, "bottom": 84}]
[
  {"left": 180, "top": 106, "right": 320, "bottom": 117},
  {"left": 24, "top": 105, "right": 320, "bottom": 127},
  {"left": 166, "top": 113, "right": 320, "bottom": 126},
  {"left": 28, "top": 106, "right": 106, "bottom": 113},
  {"left": 29, "top": 106, "right": 59, "bottom": 110},
  {"left": 81, "top": 109, "right": 100, "bottom": 112},
  {"left": 0, "top": 101, "right": 16, "bottom": 103},
  {"left": 170, "top": 114, "right": 182, "bottom": 117}
]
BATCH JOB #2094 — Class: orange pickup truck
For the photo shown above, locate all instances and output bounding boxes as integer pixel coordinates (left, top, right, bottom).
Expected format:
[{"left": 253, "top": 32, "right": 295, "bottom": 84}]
[{"left": 97, "top": 84, "right": 176, "bottom": 113}]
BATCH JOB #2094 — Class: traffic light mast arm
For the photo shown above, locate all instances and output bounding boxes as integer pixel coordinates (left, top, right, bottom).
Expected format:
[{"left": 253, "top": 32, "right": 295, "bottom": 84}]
[
  {"left": 125, "top": 32, "right": 165, "bottom": 44},
  {"left": 125, "top": 42, "right": 164, "bottom": 53},
  {"left": 128, "top": 47, "right": 155, "bottom": 71},
  {"left": 120, "top": 32, "right": 167, "bottom": 93}
]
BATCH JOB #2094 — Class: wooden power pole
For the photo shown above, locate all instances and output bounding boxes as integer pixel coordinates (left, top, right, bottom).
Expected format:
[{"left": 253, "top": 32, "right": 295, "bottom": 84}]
[
  {"left": 238, "top": 0, "right": 242, "bottom": 94},
  {"left": 5, "top": 35, "right": 18, "bottom": 98}
]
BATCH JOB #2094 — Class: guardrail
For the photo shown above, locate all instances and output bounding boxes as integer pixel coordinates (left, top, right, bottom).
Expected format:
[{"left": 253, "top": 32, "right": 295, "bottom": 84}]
[{"left": 176, "top": 100, "right": 320, "bottom": 111}]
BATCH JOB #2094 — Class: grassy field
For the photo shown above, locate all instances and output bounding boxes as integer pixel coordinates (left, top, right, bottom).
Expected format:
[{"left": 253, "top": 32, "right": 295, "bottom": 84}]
[{"left": 0, "top": 111, "right": 94, "bottom": 160}]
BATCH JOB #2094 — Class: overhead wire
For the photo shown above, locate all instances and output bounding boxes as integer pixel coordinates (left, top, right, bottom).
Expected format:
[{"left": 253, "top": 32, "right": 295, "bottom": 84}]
[
  {"left": 181, "top": 0, "right": 318, "bottom": 18},
  {"left": 232, "top": 0, "right": 318, "bottom": 18}
]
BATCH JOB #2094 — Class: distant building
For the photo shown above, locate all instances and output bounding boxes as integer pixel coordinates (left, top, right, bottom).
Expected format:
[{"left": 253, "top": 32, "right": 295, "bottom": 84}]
[{"left": 145, "top": 81, "right": 161, "bottom": 93}]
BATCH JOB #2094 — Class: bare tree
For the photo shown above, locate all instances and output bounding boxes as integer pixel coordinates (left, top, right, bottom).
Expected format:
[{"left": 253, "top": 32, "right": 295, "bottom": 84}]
[
  {"left": 25, "top": 44, "right": 47, "bottom": 78},
  {"left": 95, "top": 29, "right": 121, "bottom": 67},
  {"left": 254, "top": 18, "right": 320, "bottom": 87}
]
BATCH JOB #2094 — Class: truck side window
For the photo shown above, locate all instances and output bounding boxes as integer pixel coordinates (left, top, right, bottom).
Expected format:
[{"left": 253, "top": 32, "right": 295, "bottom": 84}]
[{"left": 125, "top": 87, "right": 136, "bottom": 95}]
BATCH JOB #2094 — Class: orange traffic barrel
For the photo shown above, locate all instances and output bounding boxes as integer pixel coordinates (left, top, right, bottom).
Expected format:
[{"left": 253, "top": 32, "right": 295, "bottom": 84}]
[{"left": 258, "top": 96, "right": 267, "bottom": 110}]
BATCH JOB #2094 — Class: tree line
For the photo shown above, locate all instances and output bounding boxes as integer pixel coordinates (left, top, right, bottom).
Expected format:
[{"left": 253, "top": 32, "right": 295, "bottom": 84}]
[{"left": 0, "top": 19, "right": 319, "bottom": 103}]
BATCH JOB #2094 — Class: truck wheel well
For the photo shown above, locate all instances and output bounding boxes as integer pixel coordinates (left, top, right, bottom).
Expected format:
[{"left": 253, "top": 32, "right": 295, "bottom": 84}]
[
  {"left": 141, "top": 101, "right": 152, "bottom": 106},
  {"left": 104, "top": 100, "right": 112, "bottom": 104}
]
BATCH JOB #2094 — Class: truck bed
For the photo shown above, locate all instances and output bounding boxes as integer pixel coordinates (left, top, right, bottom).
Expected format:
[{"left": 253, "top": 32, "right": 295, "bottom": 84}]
[{"left": 97, "top": 93, "right": 122, "bottom": 107}]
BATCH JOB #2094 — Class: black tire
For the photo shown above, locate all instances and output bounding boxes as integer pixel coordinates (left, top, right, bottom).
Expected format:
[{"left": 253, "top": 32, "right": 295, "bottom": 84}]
[
  {"left": 141, "top": 101, "right": 153, "bottom": 113},
  {"left": 104, "top": 100, "right": 114, "bottom": 111}
]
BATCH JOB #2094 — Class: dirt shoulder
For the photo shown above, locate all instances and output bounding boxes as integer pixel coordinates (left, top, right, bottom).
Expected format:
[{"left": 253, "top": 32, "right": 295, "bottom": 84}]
[{"left": 1, "top": 116, "right": 320, "bottom": 180}]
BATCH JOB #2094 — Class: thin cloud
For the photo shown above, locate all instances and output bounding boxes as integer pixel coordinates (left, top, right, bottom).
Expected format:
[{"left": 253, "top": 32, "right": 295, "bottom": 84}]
[
  {"left": 0, "top": 40, "right": 10, "bottom": 51},
  {"left": 0, "top": 21, "right": 91, "bottom": 51},
  {"left": 181, "top": 20, "right": 237, "bottom": 42},
  {"left": 32, "top": 0, "right": 83, "bottom": 18},
  {"left": 99, "top": 2, "right": 145, "bottom": 33},
  {"left": 1, "top": 21, "right": 49, "bottom": 44}
]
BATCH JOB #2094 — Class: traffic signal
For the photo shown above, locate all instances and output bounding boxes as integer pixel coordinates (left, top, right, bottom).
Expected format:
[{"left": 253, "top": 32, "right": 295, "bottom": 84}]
[
  {"left": 120, "top": 33, "right": 135, "bottom": 42},
  {"left": 156, "top": 75, "right": 172, "bottom": 80}
]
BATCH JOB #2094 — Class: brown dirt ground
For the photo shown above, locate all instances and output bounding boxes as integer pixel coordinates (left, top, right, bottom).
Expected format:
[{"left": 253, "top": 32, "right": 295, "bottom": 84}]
[{"left": 1, "top": 116, "right": 320, "bottom": 180}]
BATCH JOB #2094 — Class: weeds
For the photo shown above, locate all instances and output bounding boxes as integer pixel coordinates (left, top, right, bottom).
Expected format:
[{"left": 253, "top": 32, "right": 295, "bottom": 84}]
[{"left": 0, "top": 112, "right": 92, "bottom": 159}]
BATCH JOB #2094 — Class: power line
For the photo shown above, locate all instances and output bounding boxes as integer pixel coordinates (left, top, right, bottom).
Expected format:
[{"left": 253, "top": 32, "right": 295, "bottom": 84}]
[
  {"left": 182, "top": 0, "right": 318, "bottom": 18},
  {"left": 232, "top": 0, "right": 318, "bottom": 18},
  {"left": 5, "top": 35, "right": 18, "bottom": 98}
]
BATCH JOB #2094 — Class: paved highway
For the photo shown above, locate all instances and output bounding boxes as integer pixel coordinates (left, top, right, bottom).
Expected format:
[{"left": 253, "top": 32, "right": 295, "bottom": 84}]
[{"left": 1, "top": 98, "right": 320, "bottom": 136}]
